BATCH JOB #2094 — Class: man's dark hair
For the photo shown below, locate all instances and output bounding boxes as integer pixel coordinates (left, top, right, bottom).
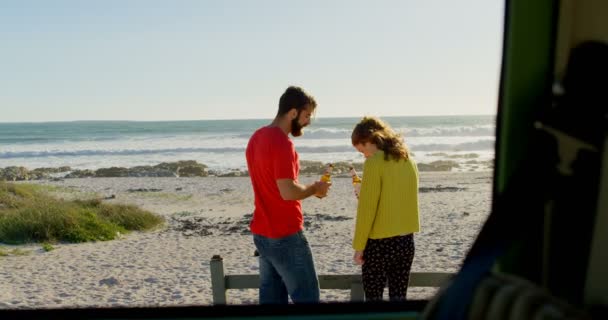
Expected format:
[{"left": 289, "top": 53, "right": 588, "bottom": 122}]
[{"left": 277, "top": 86, "right": 317, "bottom": 116}]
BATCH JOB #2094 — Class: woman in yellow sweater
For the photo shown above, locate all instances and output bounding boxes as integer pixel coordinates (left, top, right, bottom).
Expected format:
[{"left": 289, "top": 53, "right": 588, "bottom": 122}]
[{"left": 351, "top": 116, "right": 420, "bottom": 302}]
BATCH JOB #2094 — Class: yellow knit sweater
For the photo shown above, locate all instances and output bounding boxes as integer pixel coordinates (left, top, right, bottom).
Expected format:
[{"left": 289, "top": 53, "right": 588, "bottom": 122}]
[{"left": 352, "top": 150, "right": 420, "bottom": 251}]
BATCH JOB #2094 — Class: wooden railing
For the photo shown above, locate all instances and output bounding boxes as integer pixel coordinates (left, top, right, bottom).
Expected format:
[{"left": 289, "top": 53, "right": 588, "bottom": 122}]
[{"left": 210, "top": 255, "right": 453, "bottom": 305}]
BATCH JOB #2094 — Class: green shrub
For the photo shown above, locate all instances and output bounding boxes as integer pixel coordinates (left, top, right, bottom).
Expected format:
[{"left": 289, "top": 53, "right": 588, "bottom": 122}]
[
  {"left": 42, "top": 242, "right": 54, "bottom": 252},
  {"left": 0, "top": 182, "right": 164, "bottom": 244}
]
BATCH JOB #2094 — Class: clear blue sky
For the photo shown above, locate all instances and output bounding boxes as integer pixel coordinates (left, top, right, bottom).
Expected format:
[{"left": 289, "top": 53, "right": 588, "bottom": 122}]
[{"left": 0, "top": 0, "right": 504, "bottom": 122}]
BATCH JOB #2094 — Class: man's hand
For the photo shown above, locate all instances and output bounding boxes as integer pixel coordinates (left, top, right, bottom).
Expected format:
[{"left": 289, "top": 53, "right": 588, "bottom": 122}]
[
  {"left": 313, "top": 180, "right": 331, "bottom": 198},
  {"left": 353, "top": 251, "right": 364, "bottom": 265},
  {"left": 276, "top": 179, "right": 331, "bottom": 200}
]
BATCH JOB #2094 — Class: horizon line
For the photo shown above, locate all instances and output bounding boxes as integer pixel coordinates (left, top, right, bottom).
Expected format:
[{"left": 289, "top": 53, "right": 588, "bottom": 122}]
[{"left": 0, "top": 113, "right": 496, "bottom": 124}]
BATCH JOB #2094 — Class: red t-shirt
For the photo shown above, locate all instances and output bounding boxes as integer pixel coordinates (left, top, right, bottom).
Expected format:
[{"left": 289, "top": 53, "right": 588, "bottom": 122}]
[{"left": 246, "top": 126, "right": 302, "bottom": 238}]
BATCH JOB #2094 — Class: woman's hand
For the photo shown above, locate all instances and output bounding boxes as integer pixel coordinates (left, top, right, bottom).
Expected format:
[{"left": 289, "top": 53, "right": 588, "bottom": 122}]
[{"left": 353, "top": 251, "right": 364, "bottom": 265}]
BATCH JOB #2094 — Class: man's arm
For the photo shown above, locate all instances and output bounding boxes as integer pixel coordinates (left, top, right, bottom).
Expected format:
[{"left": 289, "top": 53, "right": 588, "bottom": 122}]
[{"left": 276, "top": 179, "right": 330, "bottom": 200}]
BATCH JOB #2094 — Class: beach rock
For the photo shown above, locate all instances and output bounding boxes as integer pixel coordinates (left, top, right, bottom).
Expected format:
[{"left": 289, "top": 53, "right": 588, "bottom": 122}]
[
  {"left": 144, "top": 277, "right": 159, "bottom": 284},
  {"left": 418, "top": 186, "right": 467, "bottom": 193},
  {"left": 127, "top": 166, "right": 176, "bottom": 177},
  {"left": 299, "top": 161, "right": 363, "bottom": 177},
  {"left": 64, "top": 169, "right": 96, "bottom": 178},
  {"left": 427, "top": 152, "right": 449, "bottom": 157},
  {"left": 79, "top": 161, "right": 211, "bottom": 178},
  {"left": 154, "top": 160, "right": 192, "bottom": 172},
  {"left": 217, "top": 170, "right": 247, "bottom": 177},
  {"left": 127, "top": 188, "right": 162, "bottom": 192},
  {"left": 0, "top": 166, "right": 30, "bottom": 181},
  {"left": 311, "top": 213, "right": 352, "bottom": 222},
  {"left": 299, "top": 160, "right": 325, "bottom": 175},
  {"left": 178, "top": 165, "right": 208, "bottom": 177},
  {"left": 93, "top": 163, "right": 190, "bottom": 177},
  {"left": 99, "top": 277, "right": 120, "bottom": 286},
  {"left": 29, "top": 166, "right": 72, "bottom": 180},
  {"left": 446, "top": 153, "right": 479, "bottom": 159},
  {"left": 155, "top": 160, "right": 208, "bottom": 177},
  {"left": 332, "top": 161, "right": 362, "bottom": 177},
  {"left": 95, "top": 167, "right": 130, "bottom": 177},
  {"left": 417, "top": 160, "right": 460, "bottom": 172},
  {"left": 30, "top": 171, "right": 51, "bottom": 180},
  {"left": 0, "top": 166, "right": 73, "bottom": 181}
]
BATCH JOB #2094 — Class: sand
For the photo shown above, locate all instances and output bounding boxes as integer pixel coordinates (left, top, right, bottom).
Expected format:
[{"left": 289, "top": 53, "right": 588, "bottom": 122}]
[{"left": 0, "top": 171, "right": 492, "bottom": 309}]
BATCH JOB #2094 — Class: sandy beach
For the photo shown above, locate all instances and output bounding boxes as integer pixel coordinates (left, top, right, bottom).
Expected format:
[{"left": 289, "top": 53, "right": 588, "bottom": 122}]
[{"left": 0, "top": 171, "right": 492, "bottom": 309}]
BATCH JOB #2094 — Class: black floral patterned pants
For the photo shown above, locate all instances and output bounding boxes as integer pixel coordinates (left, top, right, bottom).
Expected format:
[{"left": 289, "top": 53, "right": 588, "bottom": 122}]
[{"left": 362, "top": 234, "right": 415, "bottom": 301}]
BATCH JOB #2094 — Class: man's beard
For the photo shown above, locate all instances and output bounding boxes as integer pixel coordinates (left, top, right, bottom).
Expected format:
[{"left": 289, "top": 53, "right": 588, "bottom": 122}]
[{"left": 291, "top": 114, "right": 304, "bottom": 137}]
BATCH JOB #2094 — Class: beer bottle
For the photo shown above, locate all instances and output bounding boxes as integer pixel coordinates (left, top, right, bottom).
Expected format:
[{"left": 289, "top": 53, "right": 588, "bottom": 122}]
[
  {"left": 320, "top": 163, "right": 334, "bottom": 182},
  {"left": 316, "top": 163, "right": 333, "bottom": 199},
  {"left": 349, "top": 166, "right": 362, "bottom": 198}
]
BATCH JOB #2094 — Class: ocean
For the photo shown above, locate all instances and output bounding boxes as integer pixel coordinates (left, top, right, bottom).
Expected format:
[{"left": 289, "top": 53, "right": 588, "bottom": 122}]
[{"left": 0, "top": 115, "right": 495, "bottom": 173}]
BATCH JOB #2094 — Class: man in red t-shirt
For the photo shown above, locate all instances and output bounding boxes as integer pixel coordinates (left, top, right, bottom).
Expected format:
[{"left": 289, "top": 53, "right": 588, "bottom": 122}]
[{"left": 246, "top": 86, "right": 331, "bottom": 304}]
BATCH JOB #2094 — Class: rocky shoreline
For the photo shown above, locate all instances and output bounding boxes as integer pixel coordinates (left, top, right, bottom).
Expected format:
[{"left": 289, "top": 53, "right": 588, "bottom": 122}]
[{"left": 0, "top": 158, "right": 492, "bottom": 181}]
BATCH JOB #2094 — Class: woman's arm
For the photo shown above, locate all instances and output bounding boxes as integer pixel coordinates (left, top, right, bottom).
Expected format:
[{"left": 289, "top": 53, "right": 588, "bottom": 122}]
[{"left": 352, "top": 156, "right": 382, "bottom": 251}]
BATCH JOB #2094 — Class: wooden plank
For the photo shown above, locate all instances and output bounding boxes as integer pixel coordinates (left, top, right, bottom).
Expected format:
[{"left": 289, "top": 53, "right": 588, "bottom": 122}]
[
  {"left": 211, "top": 256, "right": 452, "bottom": 304},
  {"left": 209, "top": 255, "right": 227, "bottom": 305},
  {"left": 319, "top": 275, "right": 361, "bottom": 289},
  {"left": 408, "top": 272, "right": 453, "bottom": 287},
  {"left": 223, "top": 272, "right": 452, "bottom": 290},
  {"left": 224, "top": 274, "right": 359, "bottom": 290},
  {"left": 350, "top": 280, "right": 365, "bottom": 302},
  {"left": 226, "top": 275, "right": 259, "bottom": 289}
]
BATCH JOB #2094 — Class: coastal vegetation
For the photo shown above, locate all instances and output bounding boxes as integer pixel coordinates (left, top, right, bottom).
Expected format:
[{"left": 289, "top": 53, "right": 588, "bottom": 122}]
[{"left": 0, "top": 182, "right": 164, "bottom": 244}]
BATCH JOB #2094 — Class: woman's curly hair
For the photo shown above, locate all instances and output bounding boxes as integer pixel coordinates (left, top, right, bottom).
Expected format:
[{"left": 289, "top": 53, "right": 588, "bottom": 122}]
[{"left": 351, "top": 116, "right": 410, "bottom": 161}]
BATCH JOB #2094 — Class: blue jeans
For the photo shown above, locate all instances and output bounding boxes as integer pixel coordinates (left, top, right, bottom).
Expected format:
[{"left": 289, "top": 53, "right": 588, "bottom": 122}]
[{"left": 253, "top": 230, "right": 320, "bottom": 304}]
